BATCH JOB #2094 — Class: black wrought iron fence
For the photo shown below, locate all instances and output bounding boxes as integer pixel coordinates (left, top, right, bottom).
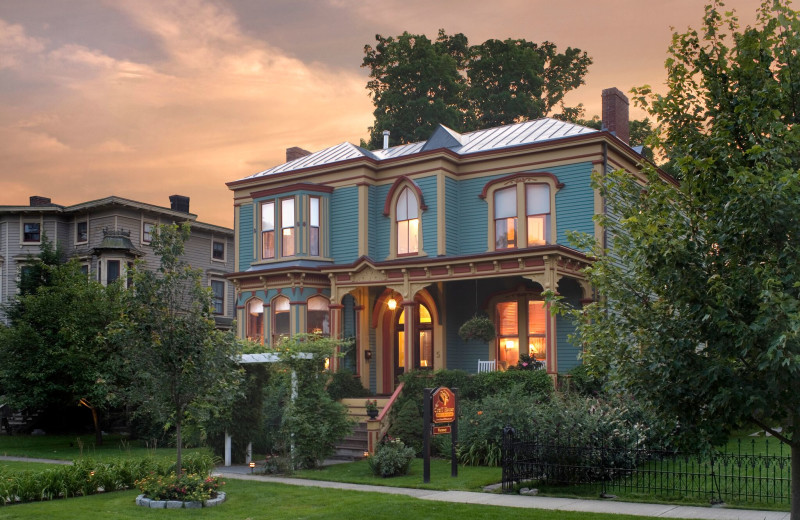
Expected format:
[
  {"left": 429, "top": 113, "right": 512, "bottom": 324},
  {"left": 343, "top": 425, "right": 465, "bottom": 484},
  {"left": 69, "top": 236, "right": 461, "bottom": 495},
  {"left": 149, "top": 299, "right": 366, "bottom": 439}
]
[{"left": 501, "top": 427, "right": 790, "bottom": 505}]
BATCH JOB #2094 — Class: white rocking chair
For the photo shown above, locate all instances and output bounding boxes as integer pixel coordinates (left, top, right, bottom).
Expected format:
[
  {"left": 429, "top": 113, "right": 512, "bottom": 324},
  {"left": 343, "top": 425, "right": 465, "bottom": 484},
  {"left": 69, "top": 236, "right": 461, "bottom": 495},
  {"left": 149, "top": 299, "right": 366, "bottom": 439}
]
[{"left": 477, "top": 359, "right": 496, "bottom": 373}]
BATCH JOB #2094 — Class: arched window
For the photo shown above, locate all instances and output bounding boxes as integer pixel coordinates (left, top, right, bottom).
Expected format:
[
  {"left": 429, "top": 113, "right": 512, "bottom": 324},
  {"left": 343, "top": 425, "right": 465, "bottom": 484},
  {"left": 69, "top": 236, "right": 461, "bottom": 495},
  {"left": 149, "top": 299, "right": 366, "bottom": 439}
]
[
  {"left": 273, "top": 295, "right": 290, "bottom": 344},
  {"left": 307, "top": 295, "right": 330, "bottom": 335},
  {"left": 246, "top": 299, "right": 264, "bottom": 343},
  {"left": 396, "top": 187, "right": 419, "bottom": 255}
]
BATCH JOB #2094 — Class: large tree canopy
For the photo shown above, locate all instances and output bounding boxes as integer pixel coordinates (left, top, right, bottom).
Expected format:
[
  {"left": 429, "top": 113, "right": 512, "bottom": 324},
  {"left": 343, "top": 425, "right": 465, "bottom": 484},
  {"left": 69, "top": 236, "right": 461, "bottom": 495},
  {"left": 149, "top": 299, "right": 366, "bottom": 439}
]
[
  {"left": 362, "top": 30, "right": 591, "bottom": 148},
  {"left": 554, "top": 1, "right": 800, "bottom": 516}
]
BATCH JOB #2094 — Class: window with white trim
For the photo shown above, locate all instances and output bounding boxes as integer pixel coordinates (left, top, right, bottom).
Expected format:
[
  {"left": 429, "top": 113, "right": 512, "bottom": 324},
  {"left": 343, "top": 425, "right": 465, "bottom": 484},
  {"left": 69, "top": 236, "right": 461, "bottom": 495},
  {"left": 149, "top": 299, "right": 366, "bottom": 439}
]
[
  {"left": 75, "top": 220, "right": 88, "bottom": 244},
  {"left": 396, "top": 187, "right": 419, "bottom": 255},
  {"left": 211, "top": 279, "right": 225, "bottom": 315},
  {"left": 142, "top": 222, "right": 155, "bottom": 244},
  {"left": 212, "top": 240, "right": 225, "bottom": 261},
  {"left": 22, "top": 221, "right": 41, "bottom": 244}
]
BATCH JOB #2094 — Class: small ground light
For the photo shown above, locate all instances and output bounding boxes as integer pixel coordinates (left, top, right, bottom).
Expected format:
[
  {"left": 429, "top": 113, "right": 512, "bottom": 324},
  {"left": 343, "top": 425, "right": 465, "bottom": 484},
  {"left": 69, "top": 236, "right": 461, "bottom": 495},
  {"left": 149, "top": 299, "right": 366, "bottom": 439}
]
[
  {"left": 249, "top": 461, "right": 256, "bottom": 473},
  {"left": 363, "top": 451, "right": 369, "bottom": 458}
]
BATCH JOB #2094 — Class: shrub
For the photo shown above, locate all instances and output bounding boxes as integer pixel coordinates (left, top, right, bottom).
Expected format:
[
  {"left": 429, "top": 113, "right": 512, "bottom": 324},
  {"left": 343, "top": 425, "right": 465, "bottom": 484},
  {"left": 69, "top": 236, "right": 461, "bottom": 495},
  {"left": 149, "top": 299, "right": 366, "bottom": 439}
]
[
  {"left": 367, "top": 438, "right": 415, "bottom": 477},
  {"left": 457, "top": 392, "right": 534, "bottom": 466},
  {"left": 135, "top": 472, "right": 224, "bottom": 502},
  {"left": 326, "top": 370, "right": 372, "bottom": 400},
  {"left": 565, "top": 364, "right": 605, "bottom": 396},
  {"left": 463, "top": 369, "right": 553, "bottom": 401},
  {"left": 387, "top": 398, "right": 424, "bottom": 455}
]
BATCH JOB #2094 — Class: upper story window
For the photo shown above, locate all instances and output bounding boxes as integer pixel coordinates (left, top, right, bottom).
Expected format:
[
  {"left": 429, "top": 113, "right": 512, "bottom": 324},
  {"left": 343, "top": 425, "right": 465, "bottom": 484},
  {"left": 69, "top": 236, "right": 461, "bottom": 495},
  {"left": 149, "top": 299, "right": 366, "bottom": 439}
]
[
  {"left": 281, "top": 198, "right": 295, "bottom": 257},
  {"left": 261, "top": 201, "right": 275, "bottom": 259},
  {"left": 396, "top": 187, "right": 419, "bottom": 255},
  {"left": 482, "top": 173, "right": 560, "bottom": 252},
  {"left": 256, "top": 189, "right": 330, "bottom": 262},
  {"left": 22, "top": 222, "right": 41, "bottom": 244},
  {"left": 76, "top": 221, "right": 88, "bottom": 244},
  {"left": 494, "top": 187, "right": 517, "bottom": 250},
  {"left": 211, "top": 279, "right": 225, "bottom": 315},
  {"left": 142, "top": 222, "right": 155, "bottom": 244},
  {"left": 212, "top": 240, "right": 226, "bottom": 261},
  {"left": 309, "top": 197, "right": 320, "bottom": 257},
  {"left": 526, "top": 184, "right": 550, "bottom": 246}
]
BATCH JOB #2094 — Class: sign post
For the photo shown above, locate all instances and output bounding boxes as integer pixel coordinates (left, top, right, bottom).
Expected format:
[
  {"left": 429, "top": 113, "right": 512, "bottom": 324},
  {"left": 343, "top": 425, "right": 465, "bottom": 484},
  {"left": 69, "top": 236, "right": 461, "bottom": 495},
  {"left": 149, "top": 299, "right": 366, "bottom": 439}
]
[{"left": 423, "top": 386, "right": 459, "bottom": 483}]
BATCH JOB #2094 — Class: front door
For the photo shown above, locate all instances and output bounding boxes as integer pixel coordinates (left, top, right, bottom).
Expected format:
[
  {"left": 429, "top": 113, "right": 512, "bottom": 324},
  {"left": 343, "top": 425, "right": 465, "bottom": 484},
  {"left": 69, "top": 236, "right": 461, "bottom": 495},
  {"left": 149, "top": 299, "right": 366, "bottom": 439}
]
[{"left": 394, "top": 304, "right": 433, "bottom": 381}]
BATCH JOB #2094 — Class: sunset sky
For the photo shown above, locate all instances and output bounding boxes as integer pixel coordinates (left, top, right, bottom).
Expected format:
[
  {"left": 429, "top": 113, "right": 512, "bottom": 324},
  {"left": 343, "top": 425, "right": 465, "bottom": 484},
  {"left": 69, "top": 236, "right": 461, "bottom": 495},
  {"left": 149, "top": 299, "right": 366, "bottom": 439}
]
[{"left": 0, "top": 0, "right": 761, "bottom": 228}]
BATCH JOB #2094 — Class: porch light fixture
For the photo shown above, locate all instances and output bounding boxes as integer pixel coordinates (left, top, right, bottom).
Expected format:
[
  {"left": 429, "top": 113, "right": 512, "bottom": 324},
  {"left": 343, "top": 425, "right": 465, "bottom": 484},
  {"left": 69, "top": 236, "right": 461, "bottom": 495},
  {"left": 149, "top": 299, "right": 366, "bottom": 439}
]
[
  {"left": 364, "top": 349, "right": 373, "bottom": 361},
  {"left": 387, "top": 298, "right": 397, "bottom": 310}
]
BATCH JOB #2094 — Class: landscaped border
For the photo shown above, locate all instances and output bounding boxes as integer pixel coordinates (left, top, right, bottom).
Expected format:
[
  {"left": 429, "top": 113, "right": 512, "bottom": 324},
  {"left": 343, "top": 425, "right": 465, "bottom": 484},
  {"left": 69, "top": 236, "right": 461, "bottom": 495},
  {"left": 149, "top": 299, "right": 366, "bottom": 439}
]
[{"left": 135, "top": 491, "right": 226, "bottom": 509}]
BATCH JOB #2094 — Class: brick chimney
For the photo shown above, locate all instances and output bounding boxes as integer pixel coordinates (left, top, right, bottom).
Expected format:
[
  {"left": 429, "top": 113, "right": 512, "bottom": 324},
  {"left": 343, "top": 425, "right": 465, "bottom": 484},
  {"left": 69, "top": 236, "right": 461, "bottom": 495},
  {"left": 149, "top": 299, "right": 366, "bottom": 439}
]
[
  {"left": 601, "top": 87, "right": 630, "bottom": 144},
  {"left": 29, "top": 196, "right": 52, "bottom": 206},
  {"left": 286, "top": 147, "right": 311, "bottom": 162},
  {"left": 169, "top": 194, "right": 190, "bottom": 213}
]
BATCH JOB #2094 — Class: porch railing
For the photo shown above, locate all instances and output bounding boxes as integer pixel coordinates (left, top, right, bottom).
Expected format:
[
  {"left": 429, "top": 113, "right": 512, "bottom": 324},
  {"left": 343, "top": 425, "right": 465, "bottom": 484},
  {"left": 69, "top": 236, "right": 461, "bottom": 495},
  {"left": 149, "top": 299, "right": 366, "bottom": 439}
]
[{"left": 366, "top": 382, "right": 404, "bottom": 454}]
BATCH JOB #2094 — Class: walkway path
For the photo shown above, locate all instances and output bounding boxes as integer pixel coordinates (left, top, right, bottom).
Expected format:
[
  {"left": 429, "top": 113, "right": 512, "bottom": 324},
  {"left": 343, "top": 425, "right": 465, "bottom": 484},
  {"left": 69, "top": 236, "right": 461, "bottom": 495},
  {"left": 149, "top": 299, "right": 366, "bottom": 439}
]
[
  {"left": 215, "top": 464, "right": 789, "bottom": 520},
  {"left": 0, "top": 456, "right": 788, "bottom": 520}
]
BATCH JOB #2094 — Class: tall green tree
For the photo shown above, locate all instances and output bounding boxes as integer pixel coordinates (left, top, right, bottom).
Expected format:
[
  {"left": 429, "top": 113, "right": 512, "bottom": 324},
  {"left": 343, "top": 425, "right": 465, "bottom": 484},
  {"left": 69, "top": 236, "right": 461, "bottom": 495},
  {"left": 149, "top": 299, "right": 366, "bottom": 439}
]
[
  {"left": 0, "top": 260, "right": 123, "bottom": 445},
  {"left": 553, "top": 1, "right": 800, "bottom": 515},
  {"left": 111, "top": 223, "right": 243, "bottom": 474},
  {"left": 362, "top": 30, "right": 591, "bottom": 148}
]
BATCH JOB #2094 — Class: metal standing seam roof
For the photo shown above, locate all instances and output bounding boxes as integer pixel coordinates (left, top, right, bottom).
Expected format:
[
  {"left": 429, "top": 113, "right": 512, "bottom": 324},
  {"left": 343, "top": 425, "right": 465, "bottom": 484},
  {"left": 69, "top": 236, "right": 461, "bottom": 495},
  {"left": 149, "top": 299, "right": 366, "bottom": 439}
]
[{"left": 241, "top": 118, "right": 597, "bottom": 181}]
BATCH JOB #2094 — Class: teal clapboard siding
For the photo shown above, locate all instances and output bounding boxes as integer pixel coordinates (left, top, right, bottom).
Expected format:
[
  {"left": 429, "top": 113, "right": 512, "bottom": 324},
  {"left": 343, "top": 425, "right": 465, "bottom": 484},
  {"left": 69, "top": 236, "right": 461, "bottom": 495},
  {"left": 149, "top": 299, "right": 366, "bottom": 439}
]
[
  {"left": 330, "top": 186, "right": 359, "bottom": 263},
  {"left": 551, "top": 162, "right": 596, "bottom": 248},
  {"left": 556, "top": 313, "right": 582, "bottom": 373},
  {"left": 371, "top": 184, "right": 391, "bottom": 260},
  {"left": 238, "top": 203, "right": 254, "bottom": 271},
  {"left": 445, "top": 177, "right": 460, "bottom": 255},
  {"left": 454, "top": 175, "right": 497, "bottom": 255},
  {"left": 415, "top": 176, "right": 437, "bottom": 255},
  {"left": 368, "top": 185, "right": 377, "bottom": 260}
]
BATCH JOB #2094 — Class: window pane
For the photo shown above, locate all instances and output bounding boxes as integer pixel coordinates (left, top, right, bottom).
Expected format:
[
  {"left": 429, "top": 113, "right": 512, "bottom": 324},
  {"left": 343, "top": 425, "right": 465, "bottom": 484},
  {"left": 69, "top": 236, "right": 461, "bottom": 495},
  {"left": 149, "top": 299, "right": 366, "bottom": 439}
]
[
  {"left": 406, "top": 189, "right": 418, "bottom": 219},
  {"left": 143, "top": 223, "right": 153, "bottom": 243},
  {"left": 407, "top": 218, "right": 418, "bottom": 253},
  {"left": 310, "top": 226, "right": 319, "bottom": 256},
  {"left": 397, "top": 221, "right": 409, "bottom": 255},
  {"left": 23, "top": 223, "right": 40, "bottom": 242},
  {"left": 419, "top": 304, "right": 431, "bottom": 323},
  {"left": 262, "top": 202, "right": 275, "bottom": 231},
  {"left": 107, "top": 260, "right": 120, "bottom": 283},
  {"left": 282, "top": 228, "right": 295, "bottom": 256},
  {"left": 528, "top": 300, "right": 547, "bottom": 334},
  {"left": 494, "top": 187, "right": 516, "bottom": 218},
  {"left": 497, "top": 301, "right": 518, "bottom": 335},
  {"left": 495, "top": 217, "right": 517, "bottom": 249},
  {"left": 310, "top": 197, "right": 319, "bottom": 227},
  {"left": 420, "top": 330, "right": 432, "bottom": 368},
  {"left": 526, "top": 184, "right": 550, "bottom": 215},
  {"left": 77, "top": 222, "right": 88, "bottom": 242},
  {"left": 281, "top": 198, "right": 294, "bottom": 228},
  {"left": 527, "top": 215, "right": 546, "bottom": 245},
  {"left": 397, "top": 189, "right": 408, "bottom": 221},
  {"left": 262, "top": 231, "right": 275, "bottom": 258},
  {"left": 499, "top": 337, "right": 519, "bottom": 366},
  {"left": 246, "top": 299, "right": 264, "bottom": 343},
  {"left": 211, "top": 280, "right": 225, "bottom": 314},
  {"left": 212, "top": 241, "right": 225, "bottom": 259},
  {"left": 307, "top": 297, "right": 330, "bottom": 334},
  {"left": 274, "top": 296, "right": 290, "bottom": 339}
]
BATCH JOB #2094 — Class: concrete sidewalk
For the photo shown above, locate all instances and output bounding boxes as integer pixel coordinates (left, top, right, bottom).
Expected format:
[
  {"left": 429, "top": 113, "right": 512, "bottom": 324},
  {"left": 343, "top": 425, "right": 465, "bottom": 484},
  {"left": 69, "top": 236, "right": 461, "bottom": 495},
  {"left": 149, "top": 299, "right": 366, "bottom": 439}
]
[{"left": 215, "top": 464, "right": 789, "bottom": 520}]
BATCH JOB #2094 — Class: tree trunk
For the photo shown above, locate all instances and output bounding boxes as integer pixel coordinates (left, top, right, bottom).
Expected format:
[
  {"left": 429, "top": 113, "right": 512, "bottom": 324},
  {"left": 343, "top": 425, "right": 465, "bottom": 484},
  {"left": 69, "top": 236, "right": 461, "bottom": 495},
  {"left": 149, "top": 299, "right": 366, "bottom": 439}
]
[
  {"left": 176, "top": 419, "right": 182, "bottom": 477},
  {"left": 89, "top": 404, "right": 102, "bottom": 447},
  {"left": 792, "top": 440, "right": 799, "bottom": 520}
]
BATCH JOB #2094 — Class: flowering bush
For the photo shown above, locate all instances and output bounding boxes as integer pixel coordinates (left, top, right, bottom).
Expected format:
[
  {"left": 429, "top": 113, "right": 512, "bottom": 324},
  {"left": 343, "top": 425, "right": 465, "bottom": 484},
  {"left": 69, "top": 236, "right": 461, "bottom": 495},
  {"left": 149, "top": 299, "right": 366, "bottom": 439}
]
[
  {"left": 365, "top": 399, "right": 378, "bottom": 413},
  {"left": 135, "top": 472, "right": 224, "bottom": 502},
  {"left": 367, "top": 437, "right": 415, "bottom": 477}
]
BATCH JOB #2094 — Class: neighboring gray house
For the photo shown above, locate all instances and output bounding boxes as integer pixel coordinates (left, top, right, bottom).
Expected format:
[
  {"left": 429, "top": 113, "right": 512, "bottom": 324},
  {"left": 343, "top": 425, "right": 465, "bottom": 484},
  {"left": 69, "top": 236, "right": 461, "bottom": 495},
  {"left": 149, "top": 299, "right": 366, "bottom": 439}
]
[{"left": 0, "top": 195, "right": 235, "bottom": 328}]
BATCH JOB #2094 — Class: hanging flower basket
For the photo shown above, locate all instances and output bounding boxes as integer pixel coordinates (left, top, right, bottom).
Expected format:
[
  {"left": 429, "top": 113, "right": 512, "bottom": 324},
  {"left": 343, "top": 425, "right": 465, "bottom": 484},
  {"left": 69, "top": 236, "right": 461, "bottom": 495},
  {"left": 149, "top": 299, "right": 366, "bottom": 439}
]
[{"left": 458, "top": 315, "right": 496, "bottom": 343}]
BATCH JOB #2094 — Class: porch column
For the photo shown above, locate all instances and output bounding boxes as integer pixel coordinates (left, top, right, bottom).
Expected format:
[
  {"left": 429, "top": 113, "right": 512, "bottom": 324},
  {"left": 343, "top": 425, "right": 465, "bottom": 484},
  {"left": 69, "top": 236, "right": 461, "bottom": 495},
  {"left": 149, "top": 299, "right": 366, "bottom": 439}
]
[
  {"left": 329, "top": 303, "right": 343, "bottom": 372},
  {"left": 402, "top": 301, "right": 417, "bottom": 373}
]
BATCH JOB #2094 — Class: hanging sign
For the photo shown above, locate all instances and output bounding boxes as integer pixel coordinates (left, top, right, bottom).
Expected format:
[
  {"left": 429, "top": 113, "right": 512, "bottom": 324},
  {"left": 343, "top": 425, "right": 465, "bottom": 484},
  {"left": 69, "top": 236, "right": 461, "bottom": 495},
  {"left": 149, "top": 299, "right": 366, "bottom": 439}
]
[
  {"left": 433, "top": 425, "right": 452, "bottom": 435},
  {"left": 432, "top": 386, "right": 456, "bottom": 424}
]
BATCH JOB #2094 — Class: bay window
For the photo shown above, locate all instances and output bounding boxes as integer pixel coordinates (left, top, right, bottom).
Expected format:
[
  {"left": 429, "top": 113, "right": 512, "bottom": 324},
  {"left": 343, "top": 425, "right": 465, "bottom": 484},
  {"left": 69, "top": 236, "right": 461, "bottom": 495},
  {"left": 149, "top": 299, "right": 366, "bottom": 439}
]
[
  {"left": 261, "top": 201, "right": 275, "bottom": 259},
  {"left": 309, "top": 197, "right": 320, "bottom": 257},
  {"left": 273, "top": 295, "right": 290, "bottom": 343},
  {"left": 281, "top": 198, "right": 295, "bottom": 257},
  {"left": 246, "top": 299, "right": 264, "bottom": 343},
  {"left": 495, "top": 296, "right": 548, "bottom": 369},
  {"left": 307, "top": 295, "right": 329, "bottom": 335}
]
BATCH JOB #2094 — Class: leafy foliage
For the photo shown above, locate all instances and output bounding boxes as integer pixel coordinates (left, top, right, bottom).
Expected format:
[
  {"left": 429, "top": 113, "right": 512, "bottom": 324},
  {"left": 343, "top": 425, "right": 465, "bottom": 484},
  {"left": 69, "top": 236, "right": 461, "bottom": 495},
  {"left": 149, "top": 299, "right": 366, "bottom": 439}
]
[
  {"left": 457, "top": 314, "right": 496, "bottom": 343},
  {"left": 367, "top": 437, "right": 416, "bottom": 477},
  {"left": 325, "top": 370, "right": 372, "bottom": 401},
  {"left": 274, "top": 334, "right": 354, "bottom": 469},
  {"left": 0, "top": 258, "right": 123, "bottom": 443},
  {"left": 362, "top": 30, "right": 591, "bottom": 148},
  {"left": 553, "top": 0, "right": 800, "bottom": 460},
  {"left": 110, "top": 223, "right": 243, "bottom": 475}
]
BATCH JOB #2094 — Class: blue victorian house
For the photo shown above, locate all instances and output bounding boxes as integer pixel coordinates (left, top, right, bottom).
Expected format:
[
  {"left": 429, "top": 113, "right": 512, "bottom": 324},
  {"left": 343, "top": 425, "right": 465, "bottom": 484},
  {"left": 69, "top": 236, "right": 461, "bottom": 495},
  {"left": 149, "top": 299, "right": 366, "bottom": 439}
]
[{"left": 226, "top": 87, "right": 649, "bottom": 395}]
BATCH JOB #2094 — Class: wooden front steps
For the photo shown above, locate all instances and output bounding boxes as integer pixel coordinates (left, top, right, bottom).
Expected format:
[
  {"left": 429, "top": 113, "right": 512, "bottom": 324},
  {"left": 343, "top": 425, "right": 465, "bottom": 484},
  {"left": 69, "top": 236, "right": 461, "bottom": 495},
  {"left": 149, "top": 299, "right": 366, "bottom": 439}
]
[{"left": 333, "top": 397, "right": 391, "bottom": 460}]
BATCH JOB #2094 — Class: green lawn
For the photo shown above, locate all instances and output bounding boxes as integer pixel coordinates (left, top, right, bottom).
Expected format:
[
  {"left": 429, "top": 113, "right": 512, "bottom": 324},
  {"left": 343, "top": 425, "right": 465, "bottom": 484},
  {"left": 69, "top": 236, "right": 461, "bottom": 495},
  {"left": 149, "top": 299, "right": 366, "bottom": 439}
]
[
  {"left": 0, "top": 461, "right": 63, "bottom": 472},
  {"left": 0, "top": 434, "right": 208, "bottom": 462},
  {"left": 0, "top": 479, "right": 656, "bottom": 520},
  {"left": 292, "top": 458, "right": 500, "bottom": 491}
]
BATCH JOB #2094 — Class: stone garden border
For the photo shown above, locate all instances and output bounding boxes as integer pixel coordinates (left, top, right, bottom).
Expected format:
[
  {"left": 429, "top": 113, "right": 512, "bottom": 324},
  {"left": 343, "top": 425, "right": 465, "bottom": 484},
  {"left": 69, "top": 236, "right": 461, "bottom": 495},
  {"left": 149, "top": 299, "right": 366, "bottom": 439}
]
[{"left": 135, "top": 491, "right": 226, "bottom": 509}]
